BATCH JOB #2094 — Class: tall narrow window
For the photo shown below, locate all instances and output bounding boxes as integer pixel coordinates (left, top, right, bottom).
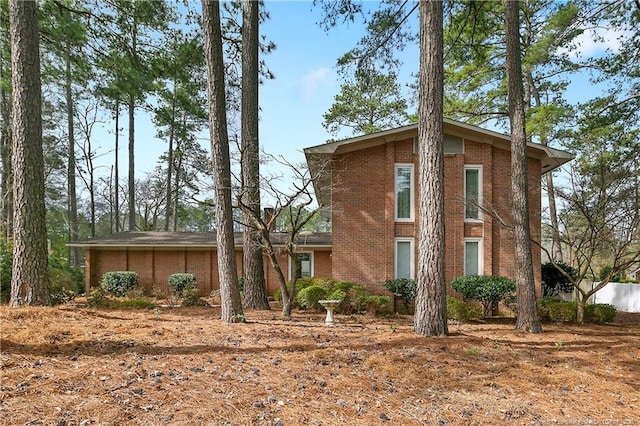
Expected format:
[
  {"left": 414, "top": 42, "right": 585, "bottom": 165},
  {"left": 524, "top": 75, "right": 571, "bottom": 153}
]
[
  {"left": 464, "top": 239, "right": 482, "bottom": 275},
  {"left": 395, "top": 238, "right": 414, "bottom": 279},
  {"left": 395, "top": 164, "right": 414, "bottom": 221},
  {"left": 289, "top": 252, "right": 313, "bottom": 280},
  {"left": 464, "top": 166, "right": 482, "bottom": 221}
]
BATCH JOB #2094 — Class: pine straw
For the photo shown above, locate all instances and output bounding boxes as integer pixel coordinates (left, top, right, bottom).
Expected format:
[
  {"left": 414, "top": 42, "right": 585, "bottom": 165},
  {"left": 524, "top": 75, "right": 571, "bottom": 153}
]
[{"left": 1, "top": 305, "right": 639, "bottom": 425}]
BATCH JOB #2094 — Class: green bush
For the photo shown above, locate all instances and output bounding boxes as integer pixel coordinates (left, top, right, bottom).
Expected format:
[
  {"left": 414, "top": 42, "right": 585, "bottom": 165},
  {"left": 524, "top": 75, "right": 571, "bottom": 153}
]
[
  {"left": 365, "top": 295, "right": 392, "bottom": 316},
  {"left": 585, "top": 303, "right": 617, "bottom": 324},
  {"left": 0, "top": 239, "right": 13, "bottom": 303},
  {"left": 599, "top": 266, "right": 622, "bottom": 283},
  {"left": 327, "top": 281, "right": 368, "bottom": 314},
  {"left": 384, "top": 278, "right": 416, "bottom": 312},
  {"left": 541, "top": 262, "right": 577, "bottom": 297},
  {"left": 450, "top": 275, "right": 516, "bottom": 318},
  {"left": 272, "top": 288, "right": 282, "bottom": 302},
  {"left": 87, "top": 287, "right": 111, "bottom": 308},
  {"left": 119, "top": 298, "right": 157, "bottom": 310},
  {"left": 446, "top": 296, "right": 482, "bottom": 322},
  {"left": 296, "top": 285, "right": 327, "bottom": 310},
  {"left": 49, "top": 255, "right": 84, "bottom": 298},
  {"left": 168, "top": 273, "right": 196, "bottom": 297},
  {"left": 100, "top": 271, "right": 140, "bottom": 297},
  {"left": 537, "top": 298, "right": 577, "bottom": 321}
]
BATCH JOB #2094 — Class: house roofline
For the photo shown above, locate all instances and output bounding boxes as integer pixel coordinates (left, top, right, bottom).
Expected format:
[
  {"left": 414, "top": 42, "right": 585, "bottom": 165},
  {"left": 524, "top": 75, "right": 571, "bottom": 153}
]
[
  {"left": 304, "top": 118, "right": 573, "bottom": 172},
  {"left": 66, "top": 231, "right": 332, "bottom": 249}
]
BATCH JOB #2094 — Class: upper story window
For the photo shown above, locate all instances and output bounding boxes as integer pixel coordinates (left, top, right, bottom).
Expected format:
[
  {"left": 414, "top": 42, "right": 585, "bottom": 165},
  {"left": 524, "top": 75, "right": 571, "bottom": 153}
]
[
  {"left": 395, "top": 163, "right": 414, "bottom": 221},
  {"left": 464, "top": 165, "right": 482, "bottom": 221}
]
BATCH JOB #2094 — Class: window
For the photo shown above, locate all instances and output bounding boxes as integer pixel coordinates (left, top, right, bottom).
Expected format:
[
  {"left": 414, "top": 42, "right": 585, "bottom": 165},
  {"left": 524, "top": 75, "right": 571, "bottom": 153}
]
[
  {"left": 395, "top": 164, "right": 414, "bottom": 221},
  {"left": 289, "top": 252, "right": 313, "bottom": 280},
  {"left": 395, "top": 238, "right": 415, "bottom": 279},
  {"left": 413, "top": 134, "right": 464, "bottom": 154},
  {"left": 464, "top": 165, "right": 482, "bottom": 221},
  {"left": 464, "top": 239, "right": 482, "bottom": 275}
]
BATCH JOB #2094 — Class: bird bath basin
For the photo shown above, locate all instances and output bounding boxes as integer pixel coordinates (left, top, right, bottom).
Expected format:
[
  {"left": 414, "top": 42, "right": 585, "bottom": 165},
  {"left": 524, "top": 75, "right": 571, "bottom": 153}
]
[{"left": 319, "top": 299, "right": 341, "bottom": 326}]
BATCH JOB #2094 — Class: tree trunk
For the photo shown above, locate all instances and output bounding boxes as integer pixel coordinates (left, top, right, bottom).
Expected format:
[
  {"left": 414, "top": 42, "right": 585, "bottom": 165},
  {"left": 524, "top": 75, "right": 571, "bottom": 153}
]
[
  {"left": 202, "top": 0, "right": 244, "bottom": 323},
  {"left": 505, "top": 0, "right": 542, "bottom": 333},
  {"left": 0, "top": 40, "right": 12, "bottom": 242},
  {"left": 9, "top": 0, "right": 50, "bottom": 306},
  {"left": 164, "top": 86, "right": 177, "bottom": 232},
  {"left": 114, "top": 101, "right": 120, "bottom": 233},
  {"left": 414, "top": 0, "right": 448, "bottom": 337},
  {"left": 240, "top": 0, "right": 269, "bottom": 310},
  {"left": 128, "top": 93, "right": 136, "bottom": 231},
  {"left": 65, "top": 44, "right": 80, "bottom": 265}
]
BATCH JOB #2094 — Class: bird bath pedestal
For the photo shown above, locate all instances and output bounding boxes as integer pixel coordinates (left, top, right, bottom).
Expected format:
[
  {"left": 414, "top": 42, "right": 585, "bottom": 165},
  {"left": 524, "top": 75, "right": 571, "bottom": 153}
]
[{"left": 319, "top": 300, "right": 341, "bottom": 326}]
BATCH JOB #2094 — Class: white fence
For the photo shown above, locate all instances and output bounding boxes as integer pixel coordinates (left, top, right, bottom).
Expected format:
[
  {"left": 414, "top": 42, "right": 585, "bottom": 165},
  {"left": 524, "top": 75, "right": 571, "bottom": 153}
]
[{"left": 592, "top": 282, "right": 640, "bottom": 313}]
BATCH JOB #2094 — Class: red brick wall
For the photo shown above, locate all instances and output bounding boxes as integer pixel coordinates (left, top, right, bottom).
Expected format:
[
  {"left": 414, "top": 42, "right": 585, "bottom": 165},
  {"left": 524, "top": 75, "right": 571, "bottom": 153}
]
[{"left": 331, "top": 136, "right": 543, "bottom": 295}]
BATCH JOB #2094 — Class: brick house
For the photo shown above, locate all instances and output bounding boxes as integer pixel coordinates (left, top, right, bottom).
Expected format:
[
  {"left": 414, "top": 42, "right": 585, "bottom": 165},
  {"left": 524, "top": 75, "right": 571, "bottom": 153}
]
[
  {"left": 69, "top": 231, "right": 332, "bottom": 296},
  {"left": 304, "top": 118, "right": 572, "bottom": 295},
  {"left": 70, "top": 118, "right": 571, "bottom": 297}
]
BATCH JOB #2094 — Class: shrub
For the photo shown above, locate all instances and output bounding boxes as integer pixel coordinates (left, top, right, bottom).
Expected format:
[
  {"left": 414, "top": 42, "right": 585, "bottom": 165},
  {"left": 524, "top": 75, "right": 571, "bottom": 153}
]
[
  {"left": 87, "top": 287, "right": 111, "bottom": 308},
  {"left": 599, "top": 266, "right": 622, "bottom": 283},
  {"left": 181, "top": 285, "right": 209, "bottom": 307},
  {"left": 365, "top": 295, "right": 392, "bottom": 316},
  {"left": 0, "top": 239, "right": 13, "bottom": 303},
  {"left": 446, "top": 296, "right": 482, "bottom": 322},
  {"left": 541, "top": 262, "right": 577, "bottom": 297},
  {"left": 100, "top": 271, "right": 139, "bottom": 297},
  {"left": 272, "top": 288, "right": 282, "bottom": 302},
  {"left": 296, "top": 285, "right": 327, "bottom": 310},
  {"left": 119, "top": 298, "right": 157, "bottom": 310},
  {"left": 585, "top": 303, "right": 617, "bottom": 324},
  {"left": 537, "top": 298, "right": 577, "bottom": 321},
  {"left": 384, "top": 278, "right": 416, "bottom": 312},
  {"left": 450, "top": 275, "right": 515, "bottom": 318},
  {"left": 168, "top": 273, "right": 196, "bottom": 297},
  {"left": 327, "top": 281, "right": 368, "bottom": 314}
]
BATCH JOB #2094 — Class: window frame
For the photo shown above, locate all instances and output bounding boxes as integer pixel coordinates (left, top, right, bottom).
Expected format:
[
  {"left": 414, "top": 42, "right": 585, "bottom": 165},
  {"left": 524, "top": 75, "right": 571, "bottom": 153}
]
[
  {"left": 464, "top": 165, "right": 483, "bottom": 222},
  {"left": 394, "top": 237, "right": 415, "bottom": 279},
  {"left": 463, "top": 238, "right": 483, "bottom": 276},
  {"left": 395, "top": 163, "right": 415, "bottom": 222},
  {"left": 288, "top": 251, "right": 313, "bottom": 280}
]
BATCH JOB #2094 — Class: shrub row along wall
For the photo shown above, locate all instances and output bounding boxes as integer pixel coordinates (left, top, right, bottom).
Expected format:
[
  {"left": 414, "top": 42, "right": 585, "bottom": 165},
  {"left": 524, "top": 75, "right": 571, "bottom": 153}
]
[{"left": 85, "top": 247, "right": 333, "bottom": 297}]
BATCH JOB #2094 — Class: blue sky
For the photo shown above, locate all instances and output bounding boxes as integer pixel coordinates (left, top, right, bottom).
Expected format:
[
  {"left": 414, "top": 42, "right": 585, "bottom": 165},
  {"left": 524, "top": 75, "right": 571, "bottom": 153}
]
[{"left": 105, "top": 1, "right": 626, "bottom": 181}]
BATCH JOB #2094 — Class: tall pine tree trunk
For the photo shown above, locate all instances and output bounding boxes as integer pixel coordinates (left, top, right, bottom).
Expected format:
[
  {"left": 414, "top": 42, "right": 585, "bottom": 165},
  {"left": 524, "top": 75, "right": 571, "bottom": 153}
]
[
  {"left": 414, "top": 0, "right": 447, "bottom": 337},
  {"left": 114, "top": 101, "right": 120, "bottom": 233},
  {"left": 202, "top": 0, "right": 244, "bottom": 323},
  {"left": 241, "top": 0, "right": 269, "bottom": 310},
  {"left": 65, "top": 44, "right": 80, "bottom": 264},
  {"left": 9, "top": 0, "right": 50, "bottom": 306},
  {"left": 0, "top": 40, "right": 12, "bottom": 242},
  {"left": 164, "top": 87, "right": 177, "bottom": 232},
  {"left": 505, "top": 0, "right": 542, "bottom": 333},
  {"left": 128, "top": 93, "right": 136, "bottom": 231}
]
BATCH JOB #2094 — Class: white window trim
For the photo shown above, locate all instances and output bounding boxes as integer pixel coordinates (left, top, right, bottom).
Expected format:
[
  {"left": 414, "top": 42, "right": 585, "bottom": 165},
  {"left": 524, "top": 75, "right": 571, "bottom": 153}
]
[
  {"left": 395, "top": 237, "right": 415, "bottom": 279},
  {"left": 464, "top": 165, "right": 483, "bottom": 222},
  {"left": 395, "top": 163, "right": 415, "bottom": 222},
  {"left": 288, "top": 251, "right": 313, "bottom": 280},
  {"left": 463, "top": 238, "right": 483, "bottom": 276}
]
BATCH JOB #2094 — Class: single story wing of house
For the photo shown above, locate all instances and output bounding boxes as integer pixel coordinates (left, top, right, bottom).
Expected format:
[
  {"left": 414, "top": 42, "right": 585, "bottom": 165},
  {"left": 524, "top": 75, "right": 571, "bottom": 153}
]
[{"left": 69, "top": 118, "right": 573, "bottom": 297}]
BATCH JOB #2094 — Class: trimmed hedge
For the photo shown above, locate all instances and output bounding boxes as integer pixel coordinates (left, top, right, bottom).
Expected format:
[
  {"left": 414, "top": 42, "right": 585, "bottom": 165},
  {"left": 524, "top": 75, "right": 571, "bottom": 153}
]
[
  {"left": 297, "top": 285, "right": 328, "bottom": 309},
  {"left": 100, "top": 271, "right": 139, "bottom": 297},
  {"left": 168, "top": 273, "right": 196, "bottom": 296},
  {"left": 446, "top": 296, "right": 482, "bottom": 322},
  {"left": 585, "top": 303, "right": 617, "bottom": 324}
]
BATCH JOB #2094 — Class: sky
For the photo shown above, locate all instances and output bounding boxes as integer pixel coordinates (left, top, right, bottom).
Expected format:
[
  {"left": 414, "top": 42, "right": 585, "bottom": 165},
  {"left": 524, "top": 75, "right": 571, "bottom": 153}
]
[{"left": 103, "top": 1, "right": 628, "bottom": 183}]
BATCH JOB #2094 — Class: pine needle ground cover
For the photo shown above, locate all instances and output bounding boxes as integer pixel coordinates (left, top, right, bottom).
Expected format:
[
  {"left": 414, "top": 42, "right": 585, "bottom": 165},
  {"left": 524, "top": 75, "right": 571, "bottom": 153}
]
[{"left": 1, "top": 305, "right": 638, "bottom": 425}]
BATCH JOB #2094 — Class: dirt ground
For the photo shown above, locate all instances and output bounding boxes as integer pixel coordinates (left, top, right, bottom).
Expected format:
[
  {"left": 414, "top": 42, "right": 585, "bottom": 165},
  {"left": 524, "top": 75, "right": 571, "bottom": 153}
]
[{"left": 1, "top": 303, "right": 638, "bottom": 426}]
